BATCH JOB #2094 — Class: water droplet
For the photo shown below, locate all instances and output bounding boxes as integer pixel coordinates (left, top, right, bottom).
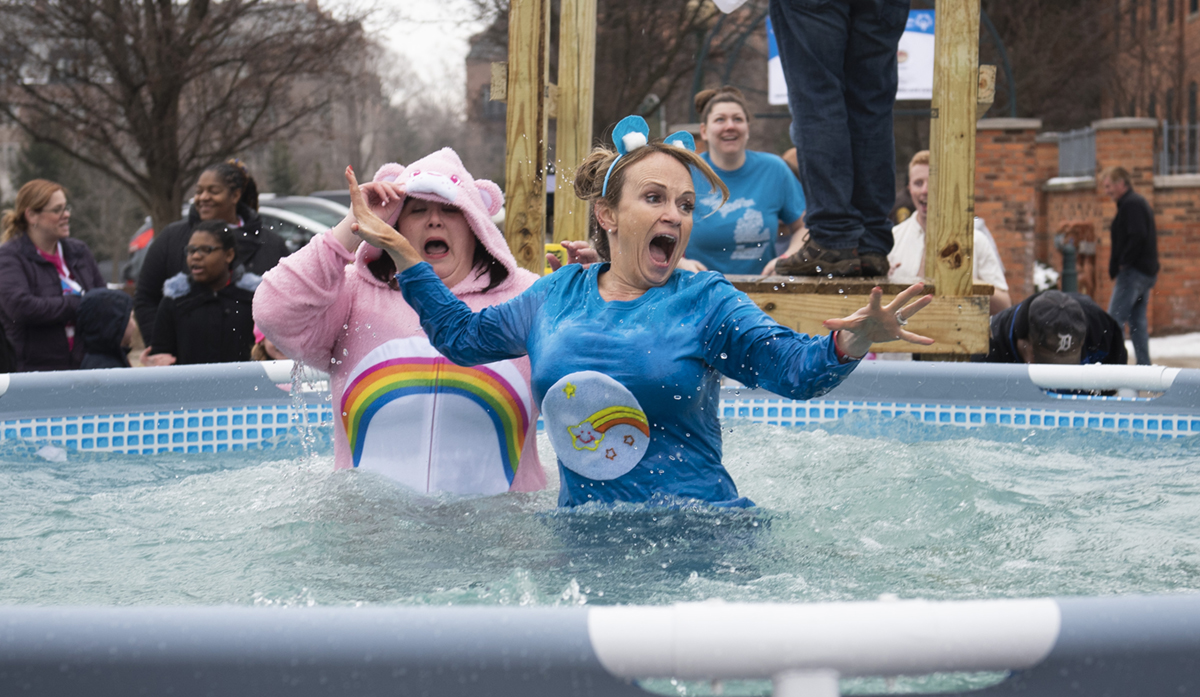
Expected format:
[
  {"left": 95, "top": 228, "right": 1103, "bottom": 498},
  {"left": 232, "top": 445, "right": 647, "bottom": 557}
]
[
  {"left": 674, "top": 395, "right": 682, "bottom": 400},
  {"left": 719, "top": 352, "right": 728, "bottom": 359}
]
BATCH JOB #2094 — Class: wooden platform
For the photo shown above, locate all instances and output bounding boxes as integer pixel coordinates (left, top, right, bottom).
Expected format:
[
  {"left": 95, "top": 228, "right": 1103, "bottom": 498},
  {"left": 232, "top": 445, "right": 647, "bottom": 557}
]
[{"left": 728, "top": 275, "right": 992, "bottom": 354}]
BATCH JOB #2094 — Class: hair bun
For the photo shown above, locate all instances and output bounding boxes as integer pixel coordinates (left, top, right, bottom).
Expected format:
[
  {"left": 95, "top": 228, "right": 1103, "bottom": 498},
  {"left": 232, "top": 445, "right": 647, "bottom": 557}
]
[{"left": 693, "top": 89, "right": 718, "bottom": 117}]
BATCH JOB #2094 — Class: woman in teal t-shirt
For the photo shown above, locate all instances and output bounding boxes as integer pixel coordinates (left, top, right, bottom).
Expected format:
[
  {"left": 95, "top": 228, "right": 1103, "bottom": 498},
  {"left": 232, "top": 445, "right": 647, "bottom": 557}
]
[{"left": 679, "top": 86, "right": 807, "bottom": 276}]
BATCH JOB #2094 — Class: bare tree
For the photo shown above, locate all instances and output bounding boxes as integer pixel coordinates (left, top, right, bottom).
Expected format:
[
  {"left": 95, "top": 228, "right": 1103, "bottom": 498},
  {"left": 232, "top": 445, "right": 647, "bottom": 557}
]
[{"left": 0, "top": 0, "right": 364, "bottom": 231}]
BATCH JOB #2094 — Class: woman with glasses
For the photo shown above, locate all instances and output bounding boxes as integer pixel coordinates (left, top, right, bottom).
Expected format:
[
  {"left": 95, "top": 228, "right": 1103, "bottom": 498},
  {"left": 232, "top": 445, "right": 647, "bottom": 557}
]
[
  {"left": 145, "top": 220, "right": 260, "bottom": 365},
  {"left": 0, "top": 179, "right": 105, "bottom": 371}
]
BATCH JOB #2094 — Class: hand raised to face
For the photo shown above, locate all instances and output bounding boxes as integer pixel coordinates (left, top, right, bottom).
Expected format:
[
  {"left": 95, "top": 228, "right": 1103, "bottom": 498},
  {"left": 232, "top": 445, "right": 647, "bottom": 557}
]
[{"left": 345, "top": 166, "right": 423, "bottom": 272}]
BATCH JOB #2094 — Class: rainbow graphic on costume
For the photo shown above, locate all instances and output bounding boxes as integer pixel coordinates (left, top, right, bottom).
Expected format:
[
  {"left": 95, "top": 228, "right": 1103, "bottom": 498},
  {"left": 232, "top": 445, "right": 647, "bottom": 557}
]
[
  {"left": 341, "top": 357, "right": 529, "bottom": 481},
  {"left": 568, "top": 406, "right": 650, "bottom": 451}
]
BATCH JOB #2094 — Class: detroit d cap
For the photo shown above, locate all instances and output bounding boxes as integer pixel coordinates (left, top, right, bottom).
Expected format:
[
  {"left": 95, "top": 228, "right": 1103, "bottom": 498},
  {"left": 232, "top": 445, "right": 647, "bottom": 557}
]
[{"left": 1028, "top": 291, "right": 1086, "bottom": 364}]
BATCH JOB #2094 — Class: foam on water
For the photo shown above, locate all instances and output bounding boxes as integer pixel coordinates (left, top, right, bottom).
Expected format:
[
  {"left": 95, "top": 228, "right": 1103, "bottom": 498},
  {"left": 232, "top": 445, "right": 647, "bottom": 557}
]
[{"left": 3, "top": 413, "right": 1200, "bottom": 609}]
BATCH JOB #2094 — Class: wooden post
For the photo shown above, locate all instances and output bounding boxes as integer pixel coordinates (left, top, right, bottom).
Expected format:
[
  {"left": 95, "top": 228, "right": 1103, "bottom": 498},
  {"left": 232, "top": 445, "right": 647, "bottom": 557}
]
[
  {"left": 925, "top": 0, "right": 980, "bottom": 299},
  {"left": 553, "top": 0, "right": 596, "bottom": 244},
  {"left": 503, "top": 0, "right": 551, "bottom": 274}
]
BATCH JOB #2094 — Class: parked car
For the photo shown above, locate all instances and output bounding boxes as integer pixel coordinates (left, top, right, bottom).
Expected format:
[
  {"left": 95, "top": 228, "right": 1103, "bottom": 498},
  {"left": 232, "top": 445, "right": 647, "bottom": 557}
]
[
  {"left": 257, "top": 194, "right": 349, "bottom": 229},
  {"left": 309, "top": 190, "right": 351, "bottom": 208},
  {"left": 120, "top": 207, "right": 331, "bottom": 284},
  {"left": 258, "top": 206, "right": 331, "bottom": 254}
]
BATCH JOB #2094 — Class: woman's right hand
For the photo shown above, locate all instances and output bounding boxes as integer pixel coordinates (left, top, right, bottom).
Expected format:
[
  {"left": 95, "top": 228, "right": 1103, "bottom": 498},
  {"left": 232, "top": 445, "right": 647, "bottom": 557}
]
[
  {"left": 138, "top": 347, "right": 176, "bottom": 367},
  {"left": 677, "top": 258, "right": 708, "bottom": 273},
  {"left": 345, "top": 166, "right": 423, "bottom": 272}
]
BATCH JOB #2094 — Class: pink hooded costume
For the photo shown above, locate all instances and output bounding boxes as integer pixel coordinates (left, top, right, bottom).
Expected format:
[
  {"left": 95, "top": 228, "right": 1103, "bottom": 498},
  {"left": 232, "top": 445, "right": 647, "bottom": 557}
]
[{"left": 253, "top": 149, "right": 545, "bottom": 494}]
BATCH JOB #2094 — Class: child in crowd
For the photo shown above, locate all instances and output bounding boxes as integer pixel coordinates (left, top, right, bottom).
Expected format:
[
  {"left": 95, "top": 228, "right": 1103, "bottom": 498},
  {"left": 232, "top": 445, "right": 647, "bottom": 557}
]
[
  {"left": 145, "top": 220, "right": 259, "bottom": 366},
  {"left": 77, "top": 288, "right": 136, "bottom": 369}
]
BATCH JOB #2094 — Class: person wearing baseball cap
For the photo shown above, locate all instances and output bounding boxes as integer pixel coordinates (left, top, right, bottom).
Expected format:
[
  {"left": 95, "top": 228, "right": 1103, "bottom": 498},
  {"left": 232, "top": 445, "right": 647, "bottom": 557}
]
[{"left": 986, "top": 290, "right": 1128, "bottom": 365}]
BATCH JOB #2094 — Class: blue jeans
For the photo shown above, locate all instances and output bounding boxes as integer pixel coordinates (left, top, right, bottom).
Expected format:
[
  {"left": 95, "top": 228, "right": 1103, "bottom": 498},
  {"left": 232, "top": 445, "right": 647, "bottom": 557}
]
[
  {"left": 1108, "top": 267, "right": 1156, "bottom": 365},
  {"left": 769, "top": 0, "right": 909, "bottom": 256}
]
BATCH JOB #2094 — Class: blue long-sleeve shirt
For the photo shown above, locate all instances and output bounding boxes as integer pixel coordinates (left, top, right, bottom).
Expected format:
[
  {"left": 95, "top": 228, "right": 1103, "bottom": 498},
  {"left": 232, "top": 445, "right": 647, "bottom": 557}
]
[{"left": 398, "top": 261, "right": 857, "bottom": 507}]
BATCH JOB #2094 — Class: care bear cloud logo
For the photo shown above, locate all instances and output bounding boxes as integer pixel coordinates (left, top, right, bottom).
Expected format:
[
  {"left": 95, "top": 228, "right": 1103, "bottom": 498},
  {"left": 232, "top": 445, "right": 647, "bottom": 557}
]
[{"left": 542, "top": 371, "right": 651, "bottom": 481}]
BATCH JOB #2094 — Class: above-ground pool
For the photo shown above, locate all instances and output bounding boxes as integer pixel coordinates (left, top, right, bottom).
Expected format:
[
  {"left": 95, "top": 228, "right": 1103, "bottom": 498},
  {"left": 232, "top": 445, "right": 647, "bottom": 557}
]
[{"left": 1, "top": 361, "right": 1199, "bottom": 695}]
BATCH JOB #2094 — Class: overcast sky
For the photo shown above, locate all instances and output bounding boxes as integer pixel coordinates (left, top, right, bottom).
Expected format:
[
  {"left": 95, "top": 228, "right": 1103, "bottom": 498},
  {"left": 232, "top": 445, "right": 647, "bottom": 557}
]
[{"left": 333, "top": 0, "right": 486, "bottom": 109}]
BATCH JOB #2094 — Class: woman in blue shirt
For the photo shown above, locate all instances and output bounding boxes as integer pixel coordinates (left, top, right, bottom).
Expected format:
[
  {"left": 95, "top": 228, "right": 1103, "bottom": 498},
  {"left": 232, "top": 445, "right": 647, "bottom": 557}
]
[
  {"left": 344, "top": 118, "right": 933, "bottom": 507},
  {"left": 679, "top": 86, "right": 807, "bottom": 276}
]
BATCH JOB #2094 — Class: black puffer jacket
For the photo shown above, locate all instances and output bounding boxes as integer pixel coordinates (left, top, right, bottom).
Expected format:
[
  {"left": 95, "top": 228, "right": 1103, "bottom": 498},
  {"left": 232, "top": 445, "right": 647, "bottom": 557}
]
[
  {"left": 134, "top": 203, "right": 288, "bottom": 340},
  {"left": 0, "top": 235, "right": 106, "bottom": 371},
  {"left": 149, "top": 270, "right": 261, "bottom": 365},
  {"left": 78, "top": 288, "right": 134, "bottom": 370}
]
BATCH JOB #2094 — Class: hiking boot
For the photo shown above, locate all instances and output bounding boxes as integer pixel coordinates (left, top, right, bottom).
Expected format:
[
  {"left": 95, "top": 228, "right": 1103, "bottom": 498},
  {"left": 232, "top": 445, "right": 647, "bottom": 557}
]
[
  {"left": 859, "top": 252, "right": 889, "bottom": 278},
  {"left": 774, "top": 239, "right": 861, "bottom": 277}
]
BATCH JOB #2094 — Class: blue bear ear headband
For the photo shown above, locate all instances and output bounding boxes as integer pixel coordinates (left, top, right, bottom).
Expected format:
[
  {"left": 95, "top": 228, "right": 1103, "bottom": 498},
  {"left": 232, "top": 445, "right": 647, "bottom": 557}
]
[{"left": 600, "top": 115, "right": 697, "bottom": 197}]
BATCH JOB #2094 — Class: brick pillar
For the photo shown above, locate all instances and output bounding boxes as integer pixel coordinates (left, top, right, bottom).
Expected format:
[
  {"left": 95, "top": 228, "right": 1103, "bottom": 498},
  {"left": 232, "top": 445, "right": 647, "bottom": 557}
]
[
  {"left": 1033, "top": 132, "right": 1060, "bottom": 265},
  {"left": 1092, "top": 117, "right": 1158, "bottom": 332},
  {"left": 974, "top": 118, "right": 1042, "bottom": 302}
]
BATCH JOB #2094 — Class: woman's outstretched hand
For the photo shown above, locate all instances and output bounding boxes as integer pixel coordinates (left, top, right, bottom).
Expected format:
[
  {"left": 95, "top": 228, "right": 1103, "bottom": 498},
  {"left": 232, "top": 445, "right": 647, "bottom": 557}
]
[
  {"left": 345, "top": 166, "right": 422, "bottom": 271},
  {"left": 823, "top": 282, "right": 935, "bottom": 359}
]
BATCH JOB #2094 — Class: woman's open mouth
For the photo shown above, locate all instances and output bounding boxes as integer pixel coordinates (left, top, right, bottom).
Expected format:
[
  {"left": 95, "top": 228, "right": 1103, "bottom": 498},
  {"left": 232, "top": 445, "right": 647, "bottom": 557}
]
[
  {"left": 423, "top": 238, "right": 450, "bottom": 259},
  {"left": 648, "top": 234, "right": 677, "bottom": 266}
]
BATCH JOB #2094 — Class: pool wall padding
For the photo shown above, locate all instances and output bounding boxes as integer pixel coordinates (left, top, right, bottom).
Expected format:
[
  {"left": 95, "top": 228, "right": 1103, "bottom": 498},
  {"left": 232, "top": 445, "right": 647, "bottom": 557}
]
[
  {"left": 2, "top": 594, "right": 1199, "bottom": 696},
  {"left": 0, "top": 361, "right": 1198, "bottom": 454}
]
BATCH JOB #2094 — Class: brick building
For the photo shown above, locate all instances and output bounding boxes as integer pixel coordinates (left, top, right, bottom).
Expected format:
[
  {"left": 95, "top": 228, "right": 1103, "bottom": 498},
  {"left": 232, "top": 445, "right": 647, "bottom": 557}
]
[{"left": 976, "top": 117, "right": 1200, "bottom": 337}]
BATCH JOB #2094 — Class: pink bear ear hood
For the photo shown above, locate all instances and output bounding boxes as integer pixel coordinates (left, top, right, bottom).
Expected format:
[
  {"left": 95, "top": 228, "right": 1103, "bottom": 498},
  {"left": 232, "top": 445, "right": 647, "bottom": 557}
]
[{"left": 370, "top": 147, "right": 532, "bottom": 296}]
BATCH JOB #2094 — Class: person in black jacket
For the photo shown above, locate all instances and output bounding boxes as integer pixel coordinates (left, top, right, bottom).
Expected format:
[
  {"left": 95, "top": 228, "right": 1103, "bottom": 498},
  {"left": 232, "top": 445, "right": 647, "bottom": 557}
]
[
  {"left": 146, "top": 220, "right": 260, "bottom": 366},
  {"left": 78, "top": 289, "right": 136, "bottom": 369},
  {"left": 986, "top": 290, "right": 1128, "bottom": 365},
  {"left": 0, "top": 179, "right": 106, "bottom": 371},
  {"left": 1100, "top": 166, "right": 1158, "bottom": 365},
  {"left": 134, "top": 160, "right": 287, "bottom": 343}
]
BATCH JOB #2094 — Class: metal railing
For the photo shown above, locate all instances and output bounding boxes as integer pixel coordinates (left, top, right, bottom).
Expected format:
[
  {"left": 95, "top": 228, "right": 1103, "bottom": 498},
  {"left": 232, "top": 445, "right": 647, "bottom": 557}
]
[
  {"left": 1158, "top": 120, "right": 1200, "bottom": 175},
  {"left": 1057, "top": 127, "right": 1096, "bottom": 177},
  {"left": 4, "top": 595, "right": 1200, "bottom": 696}
]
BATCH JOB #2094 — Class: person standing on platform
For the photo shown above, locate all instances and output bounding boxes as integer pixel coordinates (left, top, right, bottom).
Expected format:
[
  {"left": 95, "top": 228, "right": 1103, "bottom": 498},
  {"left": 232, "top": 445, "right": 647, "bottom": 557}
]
[
  {"left": 1100, "top": 166, "right": 1158, "bottom": 365},
  {"left": 768, "top": 0, "right": 910, "bottom": 278}
]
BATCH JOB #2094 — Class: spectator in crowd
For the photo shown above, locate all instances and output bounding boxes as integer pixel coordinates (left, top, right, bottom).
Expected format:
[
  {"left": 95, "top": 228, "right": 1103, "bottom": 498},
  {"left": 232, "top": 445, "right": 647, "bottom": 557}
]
[
  {"left": 254, "top": 148, "right": 546, "bottom": 496},
  {"left": 1100, "top": 166, "right": 1158, "bottom": 365},
  {"left": 770, "top": 0, "right": 909, "bottom": 278},
  {"left": 250, "top": 326, "right": 287, "bottom": 361},
  {"left": 134, "top": 160, "right": 287, "bottom": 342},
  {"left": 888, "top": 150, "right": 1012, "bottom": 315},
  {"left": 680, "top": 86, "right": 807, "bottom": 276},
  {"left": 986, "top": 290, "right": 1127, "bottom": 365},
  {"left": 145, "top": 220, "right": 260, "bottom": 366},
  {"left": 78, "top": 288, "right": 136, "bottom": 369},
  {"left": 0, "top": 179, "right": 105, "bottom": 371}
]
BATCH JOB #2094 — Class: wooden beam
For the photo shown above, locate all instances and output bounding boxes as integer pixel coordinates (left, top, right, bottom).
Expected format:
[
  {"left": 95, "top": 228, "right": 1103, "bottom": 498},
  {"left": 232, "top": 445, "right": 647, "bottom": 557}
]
[
  {"left": 490, "top": 61, "right": 507, "bottom": 102},
  {"left": 503, "top": 0, "right": 551, "bottom": 274},
  {"left": 977, "top": 64, "right": 996, "bottom": 113},
  {"left": 741, "top": 292, "right": 990, "bottom": 354},
  {"left": 925, "top": 0, "right": 981, "bottom": 299},
  {"left": 553, "top": 0, "right": 596, "bottom": 244}
]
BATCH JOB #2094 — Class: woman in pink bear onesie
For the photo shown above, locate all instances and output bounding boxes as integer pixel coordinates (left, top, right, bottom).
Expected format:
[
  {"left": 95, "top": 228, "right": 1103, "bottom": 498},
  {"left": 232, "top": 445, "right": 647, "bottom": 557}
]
[{"left": 254, "top": 148, "right": 545, "bottom": 495}]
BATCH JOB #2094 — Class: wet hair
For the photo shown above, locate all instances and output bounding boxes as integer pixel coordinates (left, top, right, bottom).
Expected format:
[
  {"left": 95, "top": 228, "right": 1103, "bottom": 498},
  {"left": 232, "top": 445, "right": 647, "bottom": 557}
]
[
  {"left": 1, "top": 179, "right": 67, "bottom": 244},
  {"left": 203, "top": 159, "right": 259, "bottom": 211},
  {"left": 573, "top": 138, "right": 729, "bottom": 260},
  {"left": 367, "top": 199, "right": 510, "bottom": 293},
  {"left": 694, "top": 85, "right": 751, "bottom": 125}
]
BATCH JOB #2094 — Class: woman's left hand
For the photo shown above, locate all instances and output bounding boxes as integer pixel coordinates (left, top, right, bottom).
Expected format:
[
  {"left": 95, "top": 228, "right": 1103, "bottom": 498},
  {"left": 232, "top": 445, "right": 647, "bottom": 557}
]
[
  {"left": 345, "top": 166, "right": 423, "bottom": 272},
  {"left": 823, "top": 282, "right": 934, "bottom": 359}
]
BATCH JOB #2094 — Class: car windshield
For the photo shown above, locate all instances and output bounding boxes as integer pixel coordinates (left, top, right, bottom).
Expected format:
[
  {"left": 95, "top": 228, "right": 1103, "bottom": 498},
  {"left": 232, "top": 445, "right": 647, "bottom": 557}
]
[{"left": 268, "top": 202, "right": 345, "bottom": 228}]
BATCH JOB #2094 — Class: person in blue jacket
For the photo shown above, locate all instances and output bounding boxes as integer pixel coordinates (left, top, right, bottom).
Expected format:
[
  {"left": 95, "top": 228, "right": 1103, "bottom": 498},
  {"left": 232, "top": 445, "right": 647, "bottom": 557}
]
[
  {"left": 679, "top": 86, "right": 807, "bottom": 276},
  {"left": 345, "top": 117, "right": 934, "bottom": 508}
]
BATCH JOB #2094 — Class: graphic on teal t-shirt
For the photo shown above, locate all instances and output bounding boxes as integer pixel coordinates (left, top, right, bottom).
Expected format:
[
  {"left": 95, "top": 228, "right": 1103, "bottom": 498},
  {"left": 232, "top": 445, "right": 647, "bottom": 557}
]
[{"left": 688, "top": 150, "right": 806, "bottom": 275}]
